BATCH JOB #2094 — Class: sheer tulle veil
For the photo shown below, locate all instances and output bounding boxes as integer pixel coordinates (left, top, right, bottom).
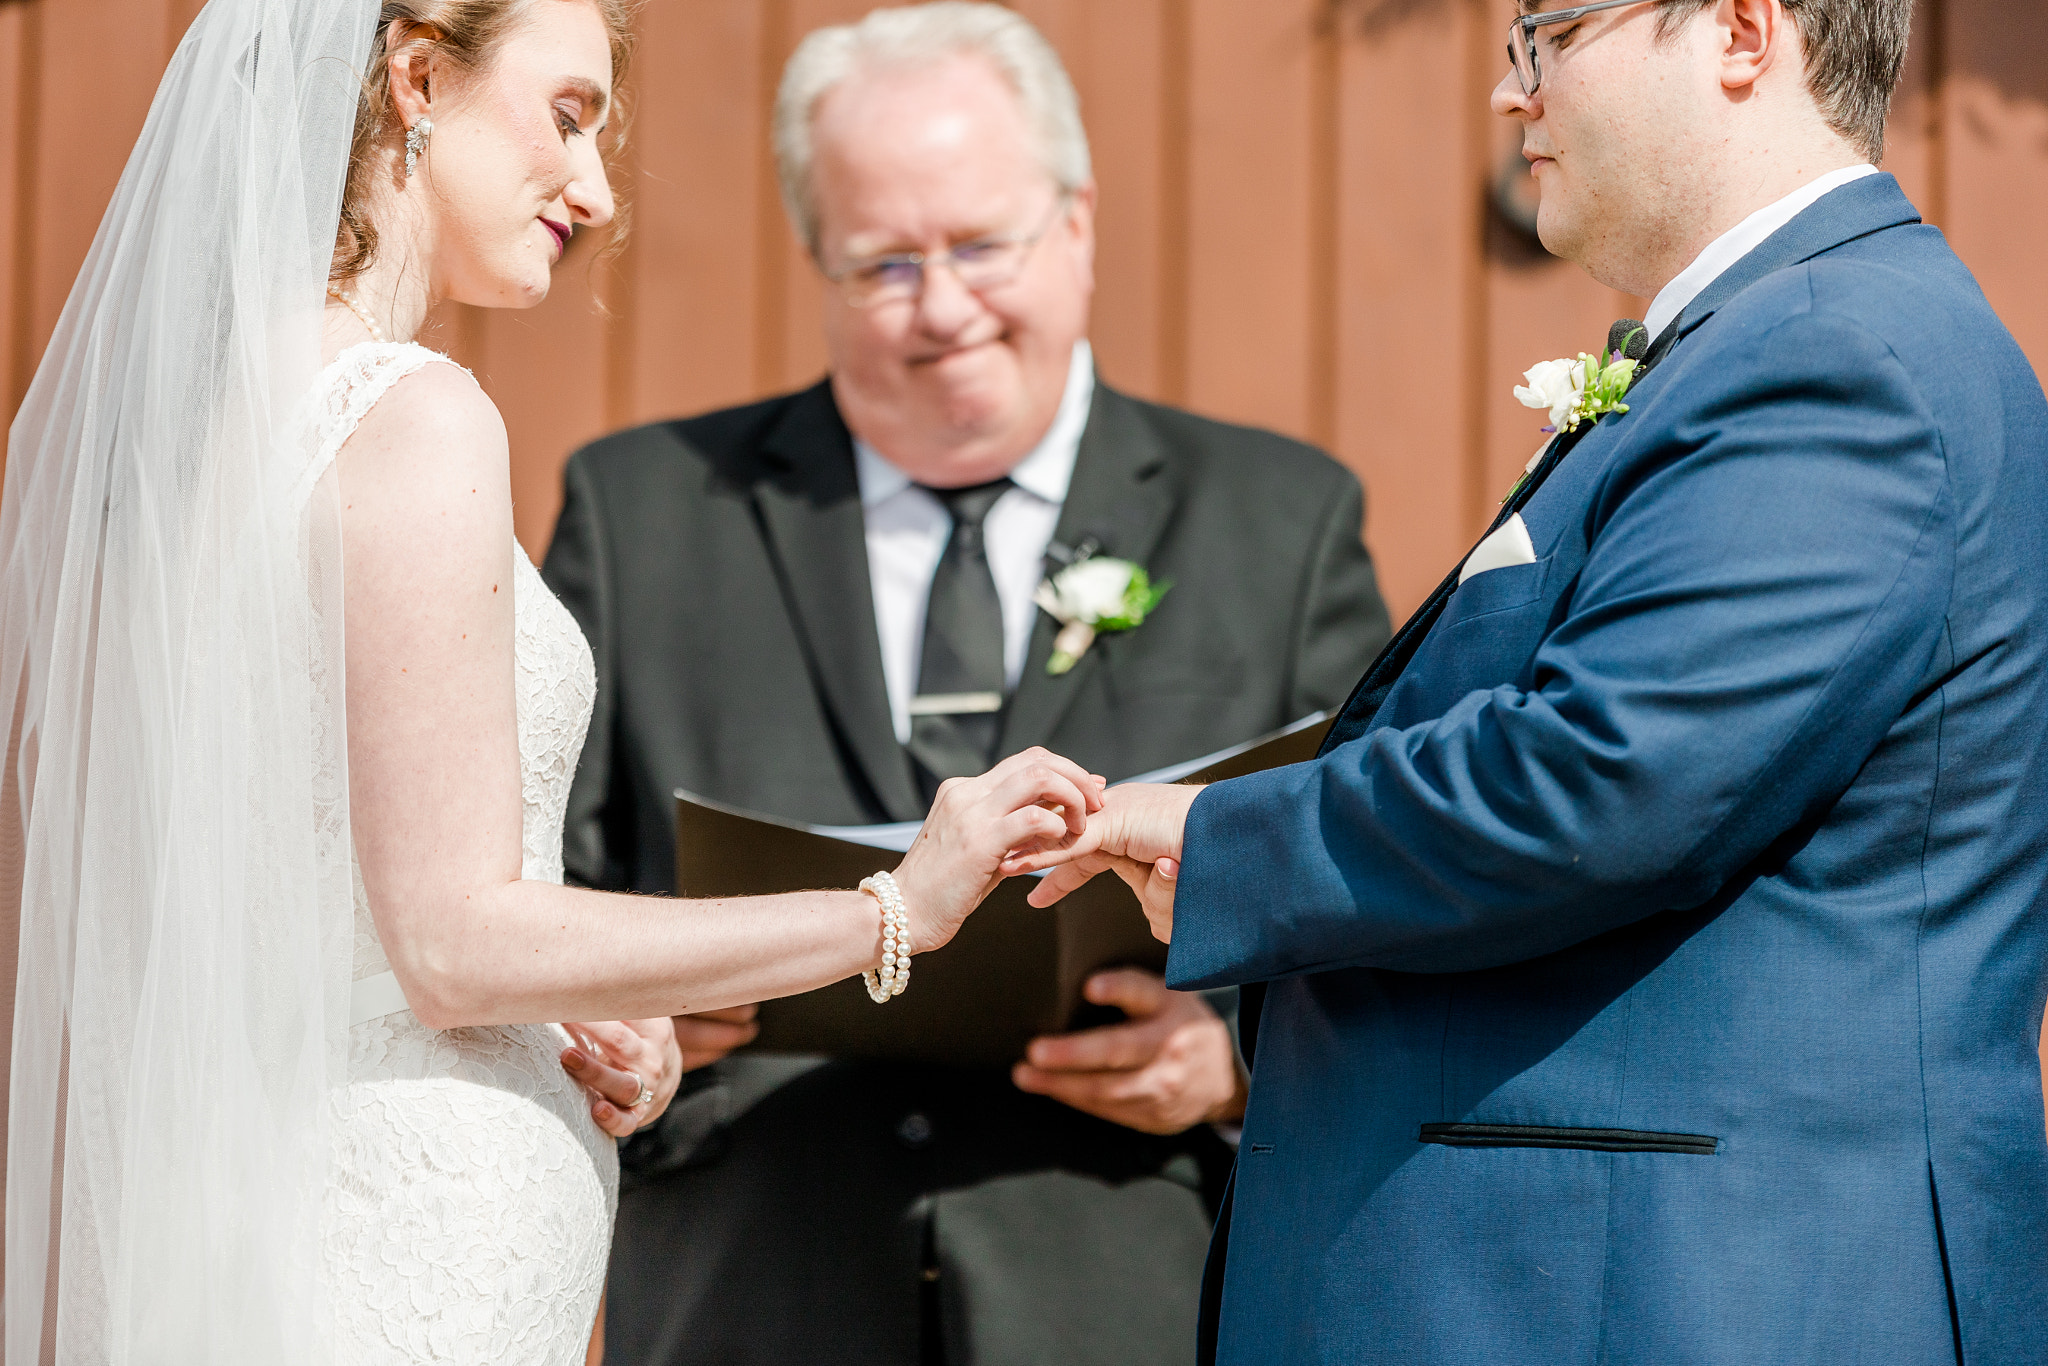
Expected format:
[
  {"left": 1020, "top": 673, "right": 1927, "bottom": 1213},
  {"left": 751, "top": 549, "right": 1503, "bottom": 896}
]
[{"left": 2, "top": 0, "right": 377, "bottom": 1356}]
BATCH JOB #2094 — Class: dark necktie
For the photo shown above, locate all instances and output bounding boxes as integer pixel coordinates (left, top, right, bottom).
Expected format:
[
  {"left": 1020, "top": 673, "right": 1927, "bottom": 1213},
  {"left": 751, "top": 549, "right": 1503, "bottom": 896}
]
[
  {"left": 906, "top": 478, "right": 1014, "bottom": 802},
  {"left": 1319, "top": 319, "right": 1669, "bottom": 756}
]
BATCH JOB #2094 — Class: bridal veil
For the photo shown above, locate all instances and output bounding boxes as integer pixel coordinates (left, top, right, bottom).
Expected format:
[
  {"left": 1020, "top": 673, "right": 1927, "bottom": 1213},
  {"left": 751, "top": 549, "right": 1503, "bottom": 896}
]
[{"left": 2, "top": 0, "right": 377, "bottom": 1356}]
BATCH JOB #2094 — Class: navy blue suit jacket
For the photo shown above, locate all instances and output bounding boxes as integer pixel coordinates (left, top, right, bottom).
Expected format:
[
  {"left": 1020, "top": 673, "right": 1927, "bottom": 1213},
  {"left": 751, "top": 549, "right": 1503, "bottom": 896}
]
[{"left": 1168, "top": 175, "right": 2048, "bottom": 1363}]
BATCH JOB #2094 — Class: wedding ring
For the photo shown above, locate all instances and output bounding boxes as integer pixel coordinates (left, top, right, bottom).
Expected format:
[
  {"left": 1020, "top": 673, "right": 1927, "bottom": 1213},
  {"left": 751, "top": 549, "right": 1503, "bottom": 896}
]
[{"left": 628, "top": 1073, "right": 654, "bottom": 1108}]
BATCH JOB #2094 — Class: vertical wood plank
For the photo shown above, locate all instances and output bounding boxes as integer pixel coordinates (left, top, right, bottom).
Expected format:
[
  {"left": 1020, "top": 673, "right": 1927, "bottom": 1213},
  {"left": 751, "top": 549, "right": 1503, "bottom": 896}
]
[
  {"left": 165, "top": 0, "right": 204, "bottom": 56},
  {"left": 25, "top": 0, "right": 177, "bottom": 367},
  {"left": 621, "top": 0, "right": 770, "bottom": 425},
  {"left": 1942, "top": 0, "right": 2048, "bottom": 377},
  {"left": 763, "top": 0, "right": 873, "bottom": 398},
  {"left": 1012, "top": 0, "right": 1171, "bottom": 400},
  {"left": 1882, "top": 0, "right": 1945, "bottom": 222},
  {"left": 462, "top": 250, "right": 618, "bottom": 558},
  {"left": 1157, "top": 0, "right": 1192, "bottom": 406},
  {"left": 2, "top": 0, "right": 34, "bottom": 466},
  {"left": 1179, "top": 0, "right": 1322, "bottom": 439},
  {"left": 1330, "top": 0, "right": 1485, "bottom": 618}
]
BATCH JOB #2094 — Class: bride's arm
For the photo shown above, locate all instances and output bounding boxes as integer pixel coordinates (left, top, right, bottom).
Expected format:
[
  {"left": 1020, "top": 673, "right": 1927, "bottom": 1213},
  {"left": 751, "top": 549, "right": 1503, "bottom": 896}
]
[{"left": 337, "top": 365, "right": 1095, "bottom": 1029}]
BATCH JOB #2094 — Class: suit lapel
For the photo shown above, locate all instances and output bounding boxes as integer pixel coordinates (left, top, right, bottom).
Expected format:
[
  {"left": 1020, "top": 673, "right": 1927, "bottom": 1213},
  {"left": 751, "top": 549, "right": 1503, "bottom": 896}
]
[
  {"left": 999, "top": 384, "right": 1178, "bottom": 757},
  {"left": 1319, "top": 414, "right": 1600, "bottom": 755},
  {"left": 1318, "top": 173, "right": 1927, "bottom": 758},
  {"left": 754, "top": 383, "right": 925, "bottom": 822},
  {"left": 1670, "top": 173, "right": 1921, "bottom": 345}
]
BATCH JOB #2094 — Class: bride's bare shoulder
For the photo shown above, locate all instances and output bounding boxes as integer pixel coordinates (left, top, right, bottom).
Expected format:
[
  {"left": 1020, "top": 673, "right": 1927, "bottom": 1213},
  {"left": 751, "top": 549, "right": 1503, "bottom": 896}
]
[
  {"left": 336, "top": 357, "right": 513, "bottom": 568},
  {"left": 339, "top": 356, "right": 507, "bottom": 479}
]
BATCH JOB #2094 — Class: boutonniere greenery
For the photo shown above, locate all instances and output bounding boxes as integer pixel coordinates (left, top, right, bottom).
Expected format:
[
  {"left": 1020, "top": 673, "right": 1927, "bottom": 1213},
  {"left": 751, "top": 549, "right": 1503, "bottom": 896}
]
[{"left": 1033, "top": 556, "right": 1171, "bottom": 676}]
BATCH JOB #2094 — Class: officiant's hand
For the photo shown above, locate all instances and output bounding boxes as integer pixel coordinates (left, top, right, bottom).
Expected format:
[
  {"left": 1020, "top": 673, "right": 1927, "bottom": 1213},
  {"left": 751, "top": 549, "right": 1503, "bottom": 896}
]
[
  {"left": 895, "top": 747, "right": 1105, "bottom": 954},
  {"left": 1027, "top": 782, "right": 1202, "bottom": 943},
  {"left": 1013, "top": 969, "right": 1247, "bottom": 1134},
  {"left": 562, "top": 1017, "right": 685, "bottom": 1138},
  {"left": 672, "top": 1004, "right": 761, "bottom": 1071}
]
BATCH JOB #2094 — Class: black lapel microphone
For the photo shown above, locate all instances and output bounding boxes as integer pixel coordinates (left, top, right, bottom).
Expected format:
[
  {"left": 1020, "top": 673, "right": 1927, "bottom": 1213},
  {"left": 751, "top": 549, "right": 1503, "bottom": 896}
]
[{"left": 1609, "top": 317, "right": 1651, "bottom": 365}]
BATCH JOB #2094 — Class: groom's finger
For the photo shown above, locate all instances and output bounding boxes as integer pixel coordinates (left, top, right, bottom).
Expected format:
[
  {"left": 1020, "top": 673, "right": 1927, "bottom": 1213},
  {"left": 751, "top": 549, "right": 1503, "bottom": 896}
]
[{"left": 1027, "top": 853, "right": 1123, "bottom": 904}]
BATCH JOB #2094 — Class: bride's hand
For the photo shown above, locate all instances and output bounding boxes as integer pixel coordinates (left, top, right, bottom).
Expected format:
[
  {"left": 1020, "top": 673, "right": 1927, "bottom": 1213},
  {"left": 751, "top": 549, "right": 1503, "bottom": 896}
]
[
  {"left": 561, "top": 1017, "right": 685, "bottom": 1139},
  {"left": 891, "top": 747, "right": 1106, "bottom": 955}
]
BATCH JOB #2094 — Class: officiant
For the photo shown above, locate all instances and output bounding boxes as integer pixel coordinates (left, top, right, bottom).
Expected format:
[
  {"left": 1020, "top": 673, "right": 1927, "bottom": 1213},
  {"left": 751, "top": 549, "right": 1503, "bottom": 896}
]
[{"left": 542, "top": 5, "right": 1389, "bottom": 1363}]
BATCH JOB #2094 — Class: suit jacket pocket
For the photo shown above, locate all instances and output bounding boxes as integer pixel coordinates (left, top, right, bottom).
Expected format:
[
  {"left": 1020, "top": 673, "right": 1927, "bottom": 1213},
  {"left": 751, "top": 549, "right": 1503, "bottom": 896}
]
[
  {"left": 1446, "top": 554, "right": 1550, "bottom": 621},
  {"left": 1419, "top": 1123, "right": 1718, "bottom": 1155}
]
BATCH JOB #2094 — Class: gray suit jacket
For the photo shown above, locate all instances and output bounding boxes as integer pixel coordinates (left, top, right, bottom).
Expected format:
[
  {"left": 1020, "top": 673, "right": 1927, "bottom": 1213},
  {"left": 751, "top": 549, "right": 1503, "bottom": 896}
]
[{"left": 542, "top": 376, "right": 1390, "bottom": 1366}]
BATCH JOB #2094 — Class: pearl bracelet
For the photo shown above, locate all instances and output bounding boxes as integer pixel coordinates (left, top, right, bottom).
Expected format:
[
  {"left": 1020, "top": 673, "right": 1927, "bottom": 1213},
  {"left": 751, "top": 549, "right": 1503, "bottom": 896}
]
[{"left": 859, "top": 871, "right": 912, "bottom": 1003}]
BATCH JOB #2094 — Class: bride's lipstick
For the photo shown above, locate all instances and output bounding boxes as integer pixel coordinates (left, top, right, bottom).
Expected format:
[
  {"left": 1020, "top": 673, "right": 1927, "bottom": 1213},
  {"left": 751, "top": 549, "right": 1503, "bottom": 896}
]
[{"left": 541, "top": 218, "right": 572, "bottom": 260}]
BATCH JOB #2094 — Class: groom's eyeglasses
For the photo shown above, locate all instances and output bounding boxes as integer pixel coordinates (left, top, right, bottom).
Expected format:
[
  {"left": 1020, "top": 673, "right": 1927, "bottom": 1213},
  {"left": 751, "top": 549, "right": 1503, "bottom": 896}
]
[
  {"left": 823, "top": 193, "right": 1073, "bottom": 309},
  {"left": 1508, "top": 0, "right": 1674, "bottom": 98}
]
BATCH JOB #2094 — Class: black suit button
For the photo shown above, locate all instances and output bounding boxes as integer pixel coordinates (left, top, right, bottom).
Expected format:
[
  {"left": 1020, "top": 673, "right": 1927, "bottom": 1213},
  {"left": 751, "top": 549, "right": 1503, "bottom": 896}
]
[{"left": 897, "top": 1112, "right": 934, "bottom": 1149}]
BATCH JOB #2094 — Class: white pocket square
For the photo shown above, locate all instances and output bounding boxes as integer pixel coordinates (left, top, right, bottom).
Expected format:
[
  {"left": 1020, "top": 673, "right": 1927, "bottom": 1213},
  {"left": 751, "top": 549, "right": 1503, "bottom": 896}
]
[{"left": 1459, "top": 513, "right": 1537, "bottom": 585}]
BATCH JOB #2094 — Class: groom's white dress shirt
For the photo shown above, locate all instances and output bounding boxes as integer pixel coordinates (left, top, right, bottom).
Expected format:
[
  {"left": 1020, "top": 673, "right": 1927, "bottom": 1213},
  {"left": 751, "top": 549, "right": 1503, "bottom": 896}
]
[
  {"left": 856, "top": 340, "right": 1094, "bottom": 746},
  {"left": 1644, "top": 163, "right": 1879, "bottom": 341}
]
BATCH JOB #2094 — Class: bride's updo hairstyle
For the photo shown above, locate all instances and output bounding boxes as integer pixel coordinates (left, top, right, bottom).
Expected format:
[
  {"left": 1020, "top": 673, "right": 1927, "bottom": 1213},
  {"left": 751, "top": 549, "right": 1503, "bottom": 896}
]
[{"left": 332, "top": 0, "right": 634, "bottom": 283}]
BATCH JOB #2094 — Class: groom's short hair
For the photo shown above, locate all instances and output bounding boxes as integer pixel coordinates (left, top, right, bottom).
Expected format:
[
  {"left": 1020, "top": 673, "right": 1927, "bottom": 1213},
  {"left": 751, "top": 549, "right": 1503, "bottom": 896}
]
[{"left": 1655, "top": 0, "right": 1913, "bottom": 163}]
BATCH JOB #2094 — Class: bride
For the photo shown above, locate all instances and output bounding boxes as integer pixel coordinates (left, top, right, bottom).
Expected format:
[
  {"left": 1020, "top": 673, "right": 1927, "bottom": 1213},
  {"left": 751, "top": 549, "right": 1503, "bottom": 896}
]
[{"left": 0, "top": 0, "right": 1099, "bottom": 1360}]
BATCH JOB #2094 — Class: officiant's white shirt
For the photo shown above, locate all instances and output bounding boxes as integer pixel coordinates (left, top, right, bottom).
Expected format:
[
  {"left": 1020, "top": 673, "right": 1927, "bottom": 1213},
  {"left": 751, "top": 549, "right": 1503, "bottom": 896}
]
[
  {"left": 1644, "top": 163, "right": 1878, "bottom": 341},
  {"left": 856, "top": 341, "right": 1094, "bottom": 745}
]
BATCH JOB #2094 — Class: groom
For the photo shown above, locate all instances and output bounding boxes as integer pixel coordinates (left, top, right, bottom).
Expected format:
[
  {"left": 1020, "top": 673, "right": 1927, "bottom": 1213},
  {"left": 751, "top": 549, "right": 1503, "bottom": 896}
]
[{"left": 1044, "top": 0, "right": 2048, "bottom": 1361}]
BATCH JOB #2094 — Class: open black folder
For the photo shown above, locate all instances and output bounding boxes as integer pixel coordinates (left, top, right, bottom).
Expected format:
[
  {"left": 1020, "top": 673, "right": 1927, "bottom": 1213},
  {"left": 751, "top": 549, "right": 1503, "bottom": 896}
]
[{"left": 673, "top": 711, "right": 1332, "bottom": 1069}]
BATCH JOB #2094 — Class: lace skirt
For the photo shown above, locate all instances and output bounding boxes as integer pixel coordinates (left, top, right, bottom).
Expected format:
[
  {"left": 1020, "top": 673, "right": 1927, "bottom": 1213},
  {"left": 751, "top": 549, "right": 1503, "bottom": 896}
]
[{"left": 324, "top": 1015, "right": 620, "bottom": 1364}]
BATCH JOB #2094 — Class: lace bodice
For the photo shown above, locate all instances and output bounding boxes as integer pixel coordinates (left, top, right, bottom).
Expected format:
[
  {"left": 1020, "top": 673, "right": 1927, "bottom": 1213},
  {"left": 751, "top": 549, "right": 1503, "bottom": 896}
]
[{"left": 311, "top": 341, "right": 614, "bottom": 1364}]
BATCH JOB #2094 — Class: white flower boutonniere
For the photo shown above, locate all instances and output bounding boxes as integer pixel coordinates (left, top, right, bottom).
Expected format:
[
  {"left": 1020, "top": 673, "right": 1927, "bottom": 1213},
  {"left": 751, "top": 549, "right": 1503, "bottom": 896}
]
[
  {"left": 1515, "top": 346, "right": 1640, "bottom": 437},
  {"left": 1033, "top": 557, "right": 1171, "bottom": 676},
  {"left": 1506, "top": 329, "right": 1644, "bottom": 501}
]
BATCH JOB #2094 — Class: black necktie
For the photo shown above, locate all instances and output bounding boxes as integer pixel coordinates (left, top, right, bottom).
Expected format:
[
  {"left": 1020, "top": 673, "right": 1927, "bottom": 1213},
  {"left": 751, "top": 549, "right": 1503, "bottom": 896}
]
[
  {"left": 906, "top": 478, "right": 1014, "bottom": 802},
  {"left": 1319, "top": 319, "right": 1669, "bottom": 756}
]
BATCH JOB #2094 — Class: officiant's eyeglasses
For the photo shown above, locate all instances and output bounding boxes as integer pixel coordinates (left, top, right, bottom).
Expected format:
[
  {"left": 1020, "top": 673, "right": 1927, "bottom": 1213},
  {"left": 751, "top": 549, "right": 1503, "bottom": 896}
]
[
  {"left": 823, "top": 193, "right": 1073, "bottom": 308},
  {"left": 1509, "top": 0, "right": 1675, "bottom": 98}
]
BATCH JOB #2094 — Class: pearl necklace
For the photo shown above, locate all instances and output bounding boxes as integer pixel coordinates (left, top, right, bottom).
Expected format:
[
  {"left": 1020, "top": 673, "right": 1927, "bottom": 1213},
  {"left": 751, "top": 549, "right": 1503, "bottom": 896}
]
[{"left": 326, "top": 286, "right": 387, "bottom": 343}]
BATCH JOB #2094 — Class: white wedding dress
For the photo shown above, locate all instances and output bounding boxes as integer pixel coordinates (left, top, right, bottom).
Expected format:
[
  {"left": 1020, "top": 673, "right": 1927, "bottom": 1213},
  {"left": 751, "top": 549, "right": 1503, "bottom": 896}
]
[{"left": 312, "top": 342, "right": 618, "bottom": 1363}]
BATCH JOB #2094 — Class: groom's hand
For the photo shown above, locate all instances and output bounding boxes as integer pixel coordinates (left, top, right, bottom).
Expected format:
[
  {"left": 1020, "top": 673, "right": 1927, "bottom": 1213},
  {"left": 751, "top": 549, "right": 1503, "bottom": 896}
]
[
  {"left": 1012, "top": 969, "right": 1247, "bottom": 1134},
  {"left": 1028, "top": 782, "right": 1201, "bottom": 942}
]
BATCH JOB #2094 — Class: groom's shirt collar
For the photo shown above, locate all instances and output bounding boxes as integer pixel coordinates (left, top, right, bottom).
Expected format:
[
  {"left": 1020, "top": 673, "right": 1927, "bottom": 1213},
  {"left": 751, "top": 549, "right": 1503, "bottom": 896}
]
[{"left": 1644, "top": 163, "right": 1879, "bottom": 341}]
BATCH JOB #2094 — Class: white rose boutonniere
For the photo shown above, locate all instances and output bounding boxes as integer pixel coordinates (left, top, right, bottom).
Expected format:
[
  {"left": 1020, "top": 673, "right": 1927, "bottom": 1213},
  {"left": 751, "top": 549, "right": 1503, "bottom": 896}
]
[{"left": 1032, "top": 557, "right": 1172, "bottom": 675}]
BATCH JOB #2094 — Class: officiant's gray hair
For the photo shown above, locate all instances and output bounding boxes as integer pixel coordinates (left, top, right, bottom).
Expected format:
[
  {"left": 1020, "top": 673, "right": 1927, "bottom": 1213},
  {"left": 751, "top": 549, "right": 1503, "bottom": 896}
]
[{"left": 774, "top": 2, "right": 1091, "bottom": 254}]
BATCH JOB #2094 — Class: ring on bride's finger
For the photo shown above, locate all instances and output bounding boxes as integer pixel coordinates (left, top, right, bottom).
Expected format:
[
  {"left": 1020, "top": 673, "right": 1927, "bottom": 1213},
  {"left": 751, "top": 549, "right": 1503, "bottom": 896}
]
[{"left": 627, "top": 1073, "right": 654, "bottom": 1108}]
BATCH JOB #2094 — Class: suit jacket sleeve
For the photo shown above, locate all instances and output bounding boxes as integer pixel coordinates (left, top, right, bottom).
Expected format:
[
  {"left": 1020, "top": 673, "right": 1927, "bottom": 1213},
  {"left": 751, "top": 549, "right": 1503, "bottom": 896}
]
[
  {"left": 1286, "top": 472, "right": 1392, "bottom": 717},
  {"left": 1167, "top": 304, "right": 1955, "bottom": 986},
  {"left": 541, "top": 450, "right": 622, "bottom": 890}
]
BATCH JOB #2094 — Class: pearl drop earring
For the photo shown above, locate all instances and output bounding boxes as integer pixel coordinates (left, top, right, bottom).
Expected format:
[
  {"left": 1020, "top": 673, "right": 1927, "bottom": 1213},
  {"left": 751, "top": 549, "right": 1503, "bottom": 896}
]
[{"left": 404, "top": 118, "right": 433, "bottom": 179}]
